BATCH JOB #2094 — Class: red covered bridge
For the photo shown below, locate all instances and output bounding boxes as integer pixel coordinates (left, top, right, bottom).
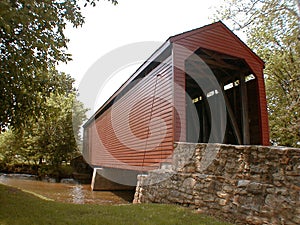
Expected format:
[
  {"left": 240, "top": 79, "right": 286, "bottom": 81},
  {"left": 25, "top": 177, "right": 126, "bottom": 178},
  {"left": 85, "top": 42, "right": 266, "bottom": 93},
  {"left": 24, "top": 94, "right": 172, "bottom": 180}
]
[{"left": 83, "top": 21, "right": 269, "bottom": 189}]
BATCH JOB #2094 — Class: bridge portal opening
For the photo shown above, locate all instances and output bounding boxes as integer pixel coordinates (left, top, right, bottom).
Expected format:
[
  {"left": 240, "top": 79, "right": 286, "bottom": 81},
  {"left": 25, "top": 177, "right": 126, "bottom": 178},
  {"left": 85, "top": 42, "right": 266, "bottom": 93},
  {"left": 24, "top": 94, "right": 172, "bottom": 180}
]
[{"left": 185, "top": 48, "right": 262, "bottom": 145}]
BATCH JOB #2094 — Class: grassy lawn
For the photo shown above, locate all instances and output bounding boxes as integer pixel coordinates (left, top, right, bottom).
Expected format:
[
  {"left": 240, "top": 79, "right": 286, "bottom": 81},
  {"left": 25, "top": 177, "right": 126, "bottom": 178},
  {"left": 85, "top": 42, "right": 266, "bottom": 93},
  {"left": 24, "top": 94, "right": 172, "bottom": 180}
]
[{"left": 0, "top": 184, "right": 233, "bottom": 225}]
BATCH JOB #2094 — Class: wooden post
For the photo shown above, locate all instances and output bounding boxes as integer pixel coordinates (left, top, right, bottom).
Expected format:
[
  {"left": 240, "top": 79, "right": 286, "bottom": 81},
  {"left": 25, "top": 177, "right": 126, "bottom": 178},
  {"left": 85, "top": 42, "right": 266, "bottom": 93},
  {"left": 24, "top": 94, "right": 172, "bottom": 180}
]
[
  {"left": 201, "top": 100, "right": 208, "bottom": 143},
  {"left": 220, "top": 81, "right": 242, "bottom": 145},
  {"left": 223, "top": 91, "right": 242, "bottom": 145},
  {"left": 240, "top": 75, "right": 250, "bottom": 144}
]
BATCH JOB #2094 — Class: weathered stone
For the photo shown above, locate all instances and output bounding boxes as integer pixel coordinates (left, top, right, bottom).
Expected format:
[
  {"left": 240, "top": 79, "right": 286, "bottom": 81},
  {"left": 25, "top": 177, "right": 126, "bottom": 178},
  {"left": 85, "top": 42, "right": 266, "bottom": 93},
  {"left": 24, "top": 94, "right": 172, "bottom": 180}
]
[
  {"left": 223, "top": 184, "right": 234, "bottom": 192},
  {"left": 274, "top": 187, "right": 289, "bottom": 196},
  {"left": 202, "top": 194, "right": 215, "bottom": 202},
  {"left": 266, "top": 187, "right": 275, "bottom": 194},
  {"left": 285, "top": 171, "right": 300, "bottom": 176},
  {"left": 230, "top": 195, "right": 239, "bottom": 206},
  {"left": 265, "top": 194, "right": 277, "bottom": 207},
  {"left": 219, "top": 199, "right": 227, "bottom": 206},
  {"left": 237, "top": 179, "right": 250, "bottom": 187},
  {"left": 291, "top": 215, "right": 300, "bottom": 224},
  {"left": 182, "top": 177, "right": 196, "bottom": 189},
  {"left": 134, "top": 143, "right": 300, "bottom": 225},
  {"left": 193, "top": 173, "right": 208, "bottom": 180},
  {"left": 216, "top": 191, "right": 229, "bottom": 199},
  {"left": 247, "top": 182, "right": 265, "bottom": 194},
  {"left": 246, "top": 216, "right": 264, "bottom": 225},
  {"left": 280, "top": 156, "right": 290, "bottom": 164},
  {"left": 236, "top": 189, "right": 248, "bottom": 195},
  {"left": 184, "top": 193, "right": 193, "bottom": 200},
  {"left": 185, "top": 166, "right": 196, "bottom": 173}
]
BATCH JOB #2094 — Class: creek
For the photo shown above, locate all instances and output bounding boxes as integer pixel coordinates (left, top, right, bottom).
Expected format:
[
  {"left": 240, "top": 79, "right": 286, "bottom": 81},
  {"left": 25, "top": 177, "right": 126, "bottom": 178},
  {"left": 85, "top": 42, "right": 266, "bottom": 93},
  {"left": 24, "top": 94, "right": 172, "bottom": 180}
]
[{"left": 0, "top": 174, "right": 134, "bottom": 205}]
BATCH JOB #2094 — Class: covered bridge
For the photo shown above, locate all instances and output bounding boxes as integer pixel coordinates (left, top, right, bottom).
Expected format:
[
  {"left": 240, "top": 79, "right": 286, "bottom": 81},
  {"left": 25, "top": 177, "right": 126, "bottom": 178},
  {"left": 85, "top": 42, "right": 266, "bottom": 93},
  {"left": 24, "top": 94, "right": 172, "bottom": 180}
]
[{"left": 83, "top": 21, "right": 269, "bottom": 189}]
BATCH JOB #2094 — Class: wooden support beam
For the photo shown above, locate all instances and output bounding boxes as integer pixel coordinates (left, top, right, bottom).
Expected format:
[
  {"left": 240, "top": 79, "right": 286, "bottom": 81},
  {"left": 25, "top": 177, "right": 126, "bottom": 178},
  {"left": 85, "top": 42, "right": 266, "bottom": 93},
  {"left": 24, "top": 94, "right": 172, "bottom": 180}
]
[
  {"left": 201, "top": 49, "right": 241, "bottom": 60},
  {"left": 222, "top": 88, "right": 242, "bottom": 145},
  {"left": 188, "top": 58, "right": 241, "bottom": 71},
  {"left": 201, "top": 101, "right": 209, "bottom": 143},
  {"left": 240, "top": 74, "right": 250, "bottom": 144}
]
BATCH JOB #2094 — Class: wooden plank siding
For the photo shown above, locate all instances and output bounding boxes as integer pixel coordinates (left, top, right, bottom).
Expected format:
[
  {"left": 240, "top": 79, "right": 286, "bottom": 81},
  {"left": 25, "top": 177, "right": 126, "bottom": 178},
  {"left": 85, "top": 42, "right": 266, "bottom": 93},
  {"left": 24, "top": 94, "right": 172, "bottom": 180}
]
[
  {"left": 83, "top": 21, "right": 270, "bottom": 172},
  {"left": 170, "top": 22, "right": 269, "bottom": 145},
  {"left": 87, "top": 57, "right": 174, "bottom": 171}
]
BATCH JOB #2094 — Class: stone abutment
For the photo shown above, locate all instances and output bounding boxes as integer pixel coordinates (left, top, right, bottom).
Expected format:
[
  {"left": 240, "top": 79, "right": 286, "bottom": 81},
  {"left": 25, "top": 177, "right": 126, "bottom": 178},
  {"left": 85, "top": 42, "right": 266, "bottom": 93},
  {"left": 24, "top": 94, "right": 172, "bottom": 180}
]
[{"left": 134, "top": 143, "right": 300, "bottom": 225}]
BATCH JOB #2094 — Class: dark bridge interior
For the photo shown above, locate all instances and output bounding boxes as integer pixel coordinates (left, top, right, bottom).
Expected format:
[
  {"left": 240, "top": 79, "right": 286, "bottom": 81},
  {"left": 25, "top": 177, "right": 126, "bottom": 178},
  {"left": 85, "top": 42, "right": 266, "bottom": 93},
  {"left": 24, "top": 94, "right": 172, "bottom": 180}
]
[{"left": 185, "top": 48, "right": 261, "bottom": 145}]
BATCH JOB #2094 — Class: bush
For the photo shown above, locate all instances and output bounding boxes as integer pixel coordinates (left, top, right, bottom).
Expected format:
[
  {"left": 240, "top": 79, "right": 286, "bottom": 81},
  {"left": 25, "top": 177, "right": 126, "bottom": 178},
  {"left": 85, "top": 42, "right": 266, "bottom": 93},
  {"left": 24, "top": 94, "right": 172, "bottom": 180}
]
[
  {"left": 0, "top": 160, "right": 5, "bottom": 172},
  {"left": 37, "top": 164, "right": 75, "bottom": 181}
]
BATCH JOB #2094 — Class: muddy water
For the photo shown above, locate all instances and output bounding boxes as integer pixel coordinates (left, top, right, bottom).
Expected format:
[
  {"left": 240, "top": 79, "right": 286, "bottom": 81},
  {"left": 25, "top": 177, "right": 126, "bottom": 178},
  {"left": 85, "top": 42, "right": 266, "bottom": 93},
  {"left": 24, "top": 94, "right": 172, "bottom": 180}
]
[{"left": 0, "top": 175, "right": 134, "bottom": 205}]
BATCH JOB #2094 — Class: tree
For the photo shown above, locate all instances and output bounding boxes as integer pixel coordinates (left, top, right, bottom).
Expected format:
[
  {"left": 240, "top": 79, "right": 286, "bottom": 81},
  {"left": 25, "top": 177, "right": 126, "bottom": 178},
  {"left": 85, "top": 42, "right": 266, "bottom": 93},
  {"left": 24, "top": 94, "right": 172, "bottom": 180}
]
[
  {"left": 0, "top": 130, "right": 23, "bottom": 165},
  {"left": 0, "top": 71, "right": 87, "bottom": 172},
  {"left": 213, "top": 0, "right": 300, "bottom": 147},
  {"left": 0, "top": 0, "right": 116, "bottom": 130},
  {"left": 31, "top": 92, "right": 87, "bottom": 167}
]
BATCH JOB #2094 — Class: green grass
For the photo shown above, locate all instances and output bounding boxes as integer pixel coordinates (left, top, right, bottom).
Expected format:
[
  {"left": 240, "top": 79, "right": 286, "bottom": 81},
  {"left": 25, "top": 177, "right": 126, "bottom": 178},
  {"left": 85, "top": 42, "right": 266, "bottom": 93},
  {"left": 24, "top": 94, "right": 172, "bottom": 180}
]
[{"left": 0, "top": 184, "right": 233, "bottom": 225}]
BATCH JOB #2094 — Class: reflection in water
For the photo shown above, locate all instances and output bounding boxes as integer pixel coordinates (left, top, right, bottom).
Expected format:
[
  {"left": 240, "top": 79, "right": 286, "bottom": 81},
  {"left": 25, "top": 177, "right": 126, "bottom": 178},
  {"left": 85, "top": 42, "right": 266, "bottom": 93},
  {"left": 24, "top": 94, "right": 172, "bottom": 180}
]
[
  {"left": 71, "top": 185, "right": 85, "bottom": 204},
  {"left": 0, "top": 174, "right": 134, "bottom": 205}
]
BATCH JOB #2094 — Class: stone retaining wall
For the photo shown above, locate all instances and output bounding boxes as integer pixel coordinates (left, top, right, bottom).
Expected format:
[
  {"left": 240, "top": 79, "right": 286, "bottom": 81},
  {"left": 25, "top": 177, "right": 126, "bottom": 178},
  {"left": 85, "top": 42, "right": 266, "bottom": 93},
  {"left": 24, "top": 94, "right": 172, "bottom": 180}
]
[{"left": 134, "top": 143, "right": 300, "bottom": 225}]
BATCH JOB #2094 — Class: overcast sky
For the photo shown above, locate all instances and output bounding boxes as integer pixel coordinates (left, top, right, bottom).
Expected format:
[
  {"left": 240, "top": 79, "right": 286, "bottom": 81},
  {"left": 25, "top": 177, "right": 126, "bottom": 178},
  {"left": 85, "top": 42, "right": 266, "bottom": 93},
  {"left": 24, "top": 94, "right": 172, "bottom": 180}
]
[{"left": 58, "top": 0, "right": 226, "bottom": 110}]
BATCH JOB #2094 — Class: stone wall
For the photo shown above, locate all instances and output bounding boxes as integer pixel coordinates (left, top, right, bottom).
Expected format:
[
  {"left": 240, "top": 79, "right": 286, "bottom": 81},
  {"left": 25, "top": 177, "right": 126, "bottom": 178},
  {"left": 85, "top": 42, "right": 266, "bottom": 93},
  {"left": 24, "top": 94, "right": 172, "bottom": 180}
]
[{"left": 134, "top": 143, "right": 300, "bottom": 225}]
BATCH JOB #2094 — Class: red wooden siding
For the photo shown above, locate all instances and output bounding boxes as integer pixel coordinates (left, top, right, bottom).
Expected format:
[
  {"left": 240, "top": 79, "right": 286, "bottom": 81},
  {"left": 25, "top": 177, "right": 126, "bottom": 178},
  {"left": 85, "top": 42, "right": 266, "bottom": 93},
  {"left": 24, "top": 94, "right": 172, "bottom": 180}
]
[
  {"left": 170, "top": 22, "right": 269, "bottom": 145},
  {"left": 84, "top": 21, "right": 270, "bottom": 172},
  {"left": 173, "top": 44, "right": 189, "bottom": 142},
  {"left": 88, "top": 57, "right": 174, "bottom": 171}
]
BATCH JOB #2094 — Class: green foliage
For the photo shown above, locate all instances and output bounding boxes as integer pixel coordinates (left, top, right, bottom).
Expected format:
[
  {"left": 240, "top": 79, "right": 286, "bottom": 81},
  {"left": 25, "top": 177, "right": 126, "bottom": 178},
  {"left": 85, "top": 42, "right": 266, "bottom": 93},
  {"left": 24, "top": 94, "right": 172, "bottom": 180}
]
[
  {"left": 0, "top": 0, "right": 117, "bottom": 175},
  {"left": 0, "top": 0, "right": 116, "bottom": 130},
  {"left": 0, "top": 70, "right": 87, "bottom": 175},
  {"left": 31, "top": 91, "right": 87, "bottom": 167},
  {"left": 0, "top": 184, "right": 232, "bottom": 225},
  {"left": 0, "top": 130, "right": 22, "bottom": 164},
  {"left": 0, "top": 0, "right": 82, "bottom": 129},
  {"left": 84, "top": 0, "right": 118, "bottom": 7},
  {"left": 213, "top": 0, "right": 300, "bottom": 147}
]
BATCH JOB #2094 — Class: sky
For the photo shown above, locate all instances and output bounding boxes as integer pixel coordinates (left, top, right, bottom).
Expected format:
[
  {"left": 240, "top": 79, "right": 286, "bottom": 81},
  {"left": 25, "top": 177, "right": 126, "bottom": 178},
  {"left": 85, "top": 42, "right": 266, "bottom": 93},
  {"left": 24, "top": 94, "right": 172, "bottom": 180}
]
[{"left": 57, "top": 0, "right": 225, "bottom": 113}]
